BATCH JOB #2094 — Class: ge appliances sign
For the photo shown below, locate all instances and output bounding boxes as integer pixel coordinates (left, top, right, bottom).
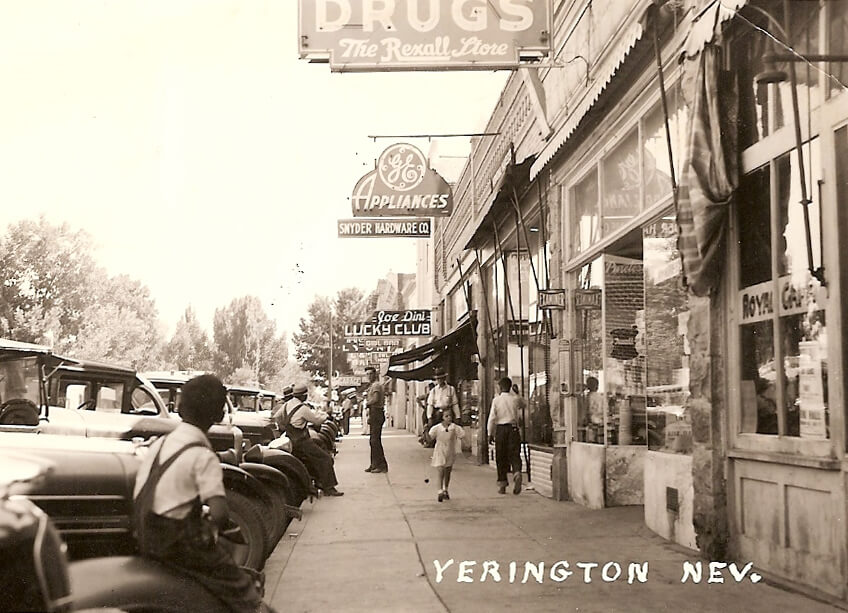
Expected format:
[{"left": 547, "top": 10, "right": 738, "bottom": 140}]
[{"left": 298, "top": 0, "right": 551, "bottom": 71}]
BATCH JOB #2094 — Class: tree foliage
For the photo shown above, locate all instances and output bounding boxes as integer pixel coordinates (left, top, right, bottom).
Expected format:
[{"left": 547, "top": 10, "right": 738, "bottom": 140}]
[
  {"left": 0, "top": 216, "right": 99, "bottom": 344},
  {"left": 0, "top": 217, "right": 166, "bottom": 368},
  {"left": 293, "top": 288, "right": 366, "bottom": 385},
  {"left": 162, "top": 306, "right": 213, "bottom": 371},
  {"left": 212, "top": 295, "right": 287, "bottom": 386}
]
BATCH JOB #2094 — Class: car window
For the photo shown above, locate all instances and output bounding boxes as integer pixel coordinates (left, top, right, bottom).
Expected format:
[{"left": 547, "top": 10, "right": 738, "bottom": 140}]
[
  {"left": 61, "top": 382, "right": 91, "bottom": 409},
  {"left": 0, "top": 357, "right": 42, "bottom": 406},
  {"left": 95, "top": 383, "right": 124, "bottom": 412},
  {"left": 131, "top": 386, "right": 160, "bottom": 414}
]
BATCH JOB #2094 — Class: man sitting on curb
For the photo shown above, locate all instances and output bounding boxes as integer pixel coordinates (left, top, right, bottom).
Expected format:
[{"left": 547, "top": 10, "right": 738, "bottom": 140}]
[{"left": 274, "top": 383, "right": 343, "bottom": 496}]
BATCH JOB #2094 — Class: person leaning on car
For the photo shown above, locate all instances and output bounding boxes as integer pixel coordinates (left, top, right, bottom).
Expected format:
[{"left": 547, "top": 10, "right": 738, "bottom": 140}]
[
  {"left": 273, "top": 384, "right": 343, "bottom": 496},
  {"left": 133, "top": 374, "right": 274, "bottom": 613}
]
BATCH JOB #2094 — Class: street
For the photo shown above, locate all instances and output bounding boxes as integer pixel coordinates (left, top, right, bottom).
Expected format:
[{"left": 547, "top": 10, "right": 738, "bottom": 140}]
[{"left": 263, "top": 422, "right": 841, "bottom": 613}]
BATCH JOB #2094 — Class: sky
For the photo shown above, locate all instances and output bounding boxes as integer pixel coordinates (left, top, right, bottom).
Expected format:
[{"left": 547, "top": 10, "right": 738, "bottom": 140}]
[{"left": 0, "top": 1, "right": 509, "bottom": 339}]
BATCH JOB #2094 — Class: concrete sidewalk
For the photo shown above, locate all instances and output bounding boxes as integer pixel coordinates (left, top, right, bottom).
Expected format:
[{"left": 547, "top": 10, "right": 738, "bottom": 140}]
[{"left": 265, "top": 424, "right": 840, "bottom": 612}]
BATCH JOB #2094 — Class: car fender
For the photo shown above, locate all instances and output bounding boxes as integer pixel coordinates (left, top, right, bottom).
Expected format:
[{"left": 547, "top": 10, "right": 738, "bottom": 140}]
[
  {"left": 69, "top": 556, "right": 230, "bottom": 613},
  {"left": 259, "top": 448, "right": 311, "bottom": 495},
  {"left": 239, "top": 461, "right": 291, "bottom": 494},
  {"left": 221, "top": 464, "right": 272, "bottom": 508}
]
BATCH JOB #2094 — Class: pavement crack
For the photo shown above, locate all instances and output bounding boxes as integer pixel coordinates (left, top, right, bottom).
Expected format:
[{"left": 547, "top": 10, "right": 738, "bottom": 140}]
[{"left": 386, "top": 470, "right": 452, "bottom": 613}]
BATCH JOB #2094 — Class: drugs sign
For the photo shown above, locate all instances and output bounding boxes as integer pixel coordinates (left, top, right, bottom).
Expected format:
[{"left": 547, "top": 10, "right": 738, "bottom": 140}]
[{"left": 298, "top": 0, "right": 552, "bottom": 72}]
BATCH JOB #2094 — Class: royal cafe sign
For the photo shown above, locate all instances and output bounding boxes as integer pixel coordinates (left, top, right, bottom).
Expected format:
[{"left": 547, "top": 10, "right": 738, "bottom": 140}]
[{"left": 298, "top": 1, "right": 552, "bottom": 71}]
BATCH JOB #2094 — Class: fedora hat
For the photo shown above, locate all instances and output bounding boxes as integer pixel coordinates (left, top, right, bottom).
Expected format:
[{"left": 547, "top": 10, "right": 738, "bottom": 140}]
[
  {"left": 293, "top": 383, "right": 308, "bottom": 395},
  {"left": 433, "top": 366, "right": 447, "bottom": 379}
]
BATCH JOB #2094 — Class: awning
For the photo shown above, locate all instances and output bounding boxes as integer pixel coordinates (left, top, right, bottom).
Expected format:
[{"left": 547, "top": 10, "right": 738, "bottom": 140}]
[
  {"left": 530, "top": 18, "right": 645, "bottom": 182},
  {"left": 680, "top": 0, "right": 748, "bottom": 61},
  {"left": 386, "top": 313, "right": 479, "bottom": 382},
  {"left": 463, "top": 156, "right": 536, "bottom": 251}
]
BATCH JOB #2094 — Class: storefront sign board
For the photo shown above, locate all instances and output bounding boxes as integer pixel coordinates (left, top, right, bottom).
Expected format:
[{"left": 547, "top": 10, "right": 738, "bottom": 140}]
[
  {"left": 337, "top": 218, "right": 431, "bottom": 237},
  {"left": 298, "top": 0, "right": 552, "bottom": 71},
  {"left": 351, "top": 143, "right": 453, "bottom": 217}
]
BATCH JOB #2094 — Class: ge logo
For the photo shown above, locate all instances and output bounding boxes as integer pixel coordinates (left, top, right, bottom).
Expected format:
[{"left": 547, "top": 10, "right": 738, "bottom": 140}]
[{"left": 378, "top": 144, "right": 426, "bottom": 192}]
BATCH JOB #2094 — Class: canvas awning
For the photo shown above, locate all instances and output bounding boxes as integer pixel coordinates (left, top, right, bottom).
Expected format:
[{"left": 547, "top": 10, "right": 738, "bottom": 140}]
[{"left": 386, "top": 313, "right": 479, "bottom": 382}]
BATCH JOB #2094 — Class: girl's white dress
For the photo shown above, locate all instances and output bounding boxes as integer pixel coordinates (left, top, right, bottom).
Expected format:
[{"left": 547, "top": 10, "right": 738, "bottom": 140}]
[{"left": 428, "top": 422, "right": 464, "bottom": 467}]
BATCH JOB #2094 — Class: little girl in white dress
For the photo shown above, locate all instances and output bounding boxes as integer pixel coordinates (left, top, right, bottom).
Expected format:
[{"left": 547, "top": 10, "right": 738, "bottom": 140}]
[{"left": 428, "top": 409, "right": 464, "bottom": 502}]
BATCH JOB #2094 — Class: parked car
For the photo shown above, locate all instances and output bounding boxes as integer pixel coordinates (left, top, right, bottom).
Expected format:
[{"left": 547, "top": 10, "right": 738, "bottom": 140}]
[
  {"left": 0, "top": 431, "right": 269, "bottom": 570},
  {"left": 0, "top": 339, "right": 292, "bottom": 559},
  {"left": 145, "top": 372, "right": 276, "bottom": 447},
  {"left": 0, "top": 446, "right": 250, "bottom": 612}
]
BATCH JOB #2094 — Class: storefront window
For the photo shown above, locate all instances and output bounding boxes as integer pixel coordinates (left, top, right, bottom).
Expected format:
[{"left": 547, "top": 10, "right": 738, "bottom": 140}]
[
  {"left": 571, "top": 169, "right": 600, "bottom": 257},
  {"left": 737, "top": 138, "right": 828, "bottom": 439},
  {"left": 738, "top": 164, "right": 772, "bottom": 288},
  {"left": 829, "top": 1, "right": 848, "bottom": 98},
  {"left": 602, "top": 130, "right": 641, "bottom": 236},
  {"left": 642, "top": 89, "right": 687, "bottom": 209},
  {"left": 643, "top": 218, "right": 691, "bottom": 453}
]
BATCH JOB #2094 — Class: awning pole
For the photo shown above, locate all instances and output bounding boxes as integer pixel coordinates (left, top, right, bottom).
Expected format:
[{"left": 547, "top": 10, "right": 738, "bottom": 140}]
[
  {"left": 473, "top": 249, "right": 499, "bottom": 355},
  {"left": 455, "top": 257, "right": 473, "bottom": 314},
  {"left": 652, "top": 8, "right": 679, "bottom": 210}
]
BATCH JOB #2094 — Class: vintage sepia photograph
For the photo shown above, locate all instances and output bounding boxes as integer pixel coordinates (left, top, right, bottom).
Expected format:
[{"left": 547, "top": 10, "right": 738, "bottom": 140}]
[{"left": 1, "top": 1, "right": 847, "bottom": 611}]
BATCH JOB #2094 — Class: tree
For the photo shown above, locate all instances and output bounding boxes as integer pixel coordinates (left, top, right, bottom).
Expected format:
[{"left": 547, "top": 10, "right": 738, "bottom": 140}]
[
  {"left": 293, "top": 288, "right": 366, "bottom": 385},
  {"left": 163, "top": 306, "right": 213, "bottom": 371},
  {"left": 212, "top": 296, "right": 287, "bottom": 385},
  {"left": 69, "top": 275, "right": 166, "bottom": 369},
  {"left": 0, "top": 216, "right": 100, "bottom": 344}
]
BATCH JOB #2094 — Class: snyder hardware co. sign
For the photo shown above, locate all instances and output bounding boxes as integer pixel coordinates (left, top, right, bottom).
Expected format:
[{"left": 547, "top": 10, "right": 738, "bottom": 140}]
[
  {"left": 298, "top": 0, "right": 552, "bottom": 71},
  {"left": 351, "top": 143, "right": 452, "bottom": 217}
]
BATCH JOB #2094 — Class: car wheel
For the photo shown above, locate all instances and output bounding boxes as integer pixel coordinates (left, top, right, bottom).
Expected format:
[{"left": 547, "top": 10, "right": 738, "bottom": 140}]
[
  {"left": 220, "top": 490, "right": 267, "bottom": 570},
  {"left": 263, "top": 486, "right": 289, "bottom": 554}
]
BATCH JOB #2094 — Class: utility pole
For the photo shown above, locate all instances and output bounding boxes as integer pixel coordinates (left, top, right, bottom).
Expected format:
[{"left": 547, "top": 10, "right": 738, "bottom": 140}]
[{"left": 328, "top": 307, "right": 333, "bottom": 400}]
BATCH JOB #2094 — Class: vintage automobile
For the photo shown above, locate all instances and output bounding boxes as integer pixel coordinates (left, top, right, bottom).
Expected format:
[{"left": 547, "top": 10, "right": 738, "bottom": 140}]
[
  {"left": 0, "top": 446, "right": 250, "bottom": 612},
  {"left": 0, "top": 340, "right": 295, "bottom": 559},
  {"left": 0, "top": 431, "right": 269, "bottom": 570},
  {"left": 144, "top": 371, "right": 277, "bottom": 447}
]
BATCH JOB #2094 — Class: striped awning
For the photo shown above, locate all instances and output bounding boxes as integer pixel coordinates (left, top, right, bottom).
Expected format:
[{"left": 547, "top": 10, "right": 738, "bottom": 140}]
[
  {"left": 680, "top": 0, "right": 749, "bottom": 60},
  {"left": 529, "top": 19, "right": 645, "bottom": 182}
]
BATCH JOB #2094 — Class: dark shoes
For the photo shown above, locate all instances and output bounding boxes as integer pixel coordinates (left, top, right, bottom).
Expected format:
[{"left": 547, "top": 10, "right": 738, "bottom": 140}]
[
  {"left": 443, "top": 491, "right": 450, "bottom": 501},
  {"left": 498, "top": 482, "right": 507, "bottom": 495},
  {"left": 513, "top": 472, "right": 523, "bottom": 495},
  {"left": 437, "top": 491, "right": 445, "bottom": 502},
  {"left": 325, "top": 487, "right": 344, "bottom": 496},
  {"left": 364, "top": 466, "right": 375, "bottom": 472},
  {"left": 371, "top": 467, "right": 388, "bottom": 473}
]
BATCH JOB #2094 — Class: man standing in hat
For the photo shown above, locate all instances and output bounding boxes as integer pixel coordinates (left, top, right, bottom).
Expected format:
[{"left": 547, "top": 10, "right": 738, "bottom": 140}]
[
  {"left": 274, "top": 383, "right": 343, "bottom": 496},
  {"left": 363, "top": 365, "right": 389, "bottom": 473},
  {"left": 427, "top": 367, "right": 460, "bottom": 434}
]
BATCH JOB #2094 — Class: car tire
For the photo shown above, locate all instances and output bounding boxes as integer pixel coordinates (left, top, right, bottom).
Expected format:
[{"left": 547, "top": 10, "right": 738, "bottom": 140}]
[
  {"left": 262, "top": 485, "right": 289, "bottom": 555},
  {"left": 220, "top": 490, "right": 268, "bottom": 571}
]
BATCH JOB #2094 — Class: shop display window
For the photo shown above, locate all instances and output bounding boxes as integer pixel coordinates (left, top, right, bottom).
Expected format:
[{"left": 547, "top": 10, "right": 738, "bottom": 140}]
[
  {"left": 736, "top": 138, "right": 828, "bottom": 439},
  {"left": 643, "top": 218, "right": 691, "bottom": 454},
  {"left": 571, "top": 169, "right": 600, "bottom": 257},
  {"left": 602, "top": 130, "right": 641, "bottom": 236}
]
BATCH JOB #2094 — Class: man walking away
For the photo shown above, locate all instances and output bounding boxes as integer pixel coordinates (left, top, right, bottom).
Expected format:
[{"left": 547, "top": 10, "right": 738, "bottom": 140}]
[
  {"left": 274, "top": 384, "right": 343, "bottom": 496},
  {"left": 363, "top": 366, "right": 388, "bottom": 473},
  {"left": 487, "top": 377, "right": 523, "bottom": 495}
]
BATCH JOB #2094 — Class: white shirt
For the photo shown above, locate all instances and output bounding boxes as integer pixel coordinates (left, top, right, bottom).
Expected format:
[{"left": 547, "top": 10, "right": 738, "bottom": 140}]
[
  {"left": 133, "top": 422, "right": 225, "bottom": 519},
  {"left": 487, "top": 392, "right": 521, "bottom": 433},
  {"left": 427, "top": 383, "right": 459, "bottom": 419},
  {"left": 280, "top": 397, "right": 327, "bottom": 430}
]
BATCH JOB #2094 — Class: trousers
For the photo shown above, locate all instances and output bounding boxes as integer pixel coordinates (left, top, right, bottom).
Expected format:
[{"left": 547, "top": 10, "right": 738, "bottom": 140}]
[
  {"left": 369, "top": 410, "right": 388, "bottom": 470},
  {"left": 291, "top": 437, "right": 338, "bottom": 490},
  {"left": 494, "top": 423, "right": 522, "bottom": 484}
]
